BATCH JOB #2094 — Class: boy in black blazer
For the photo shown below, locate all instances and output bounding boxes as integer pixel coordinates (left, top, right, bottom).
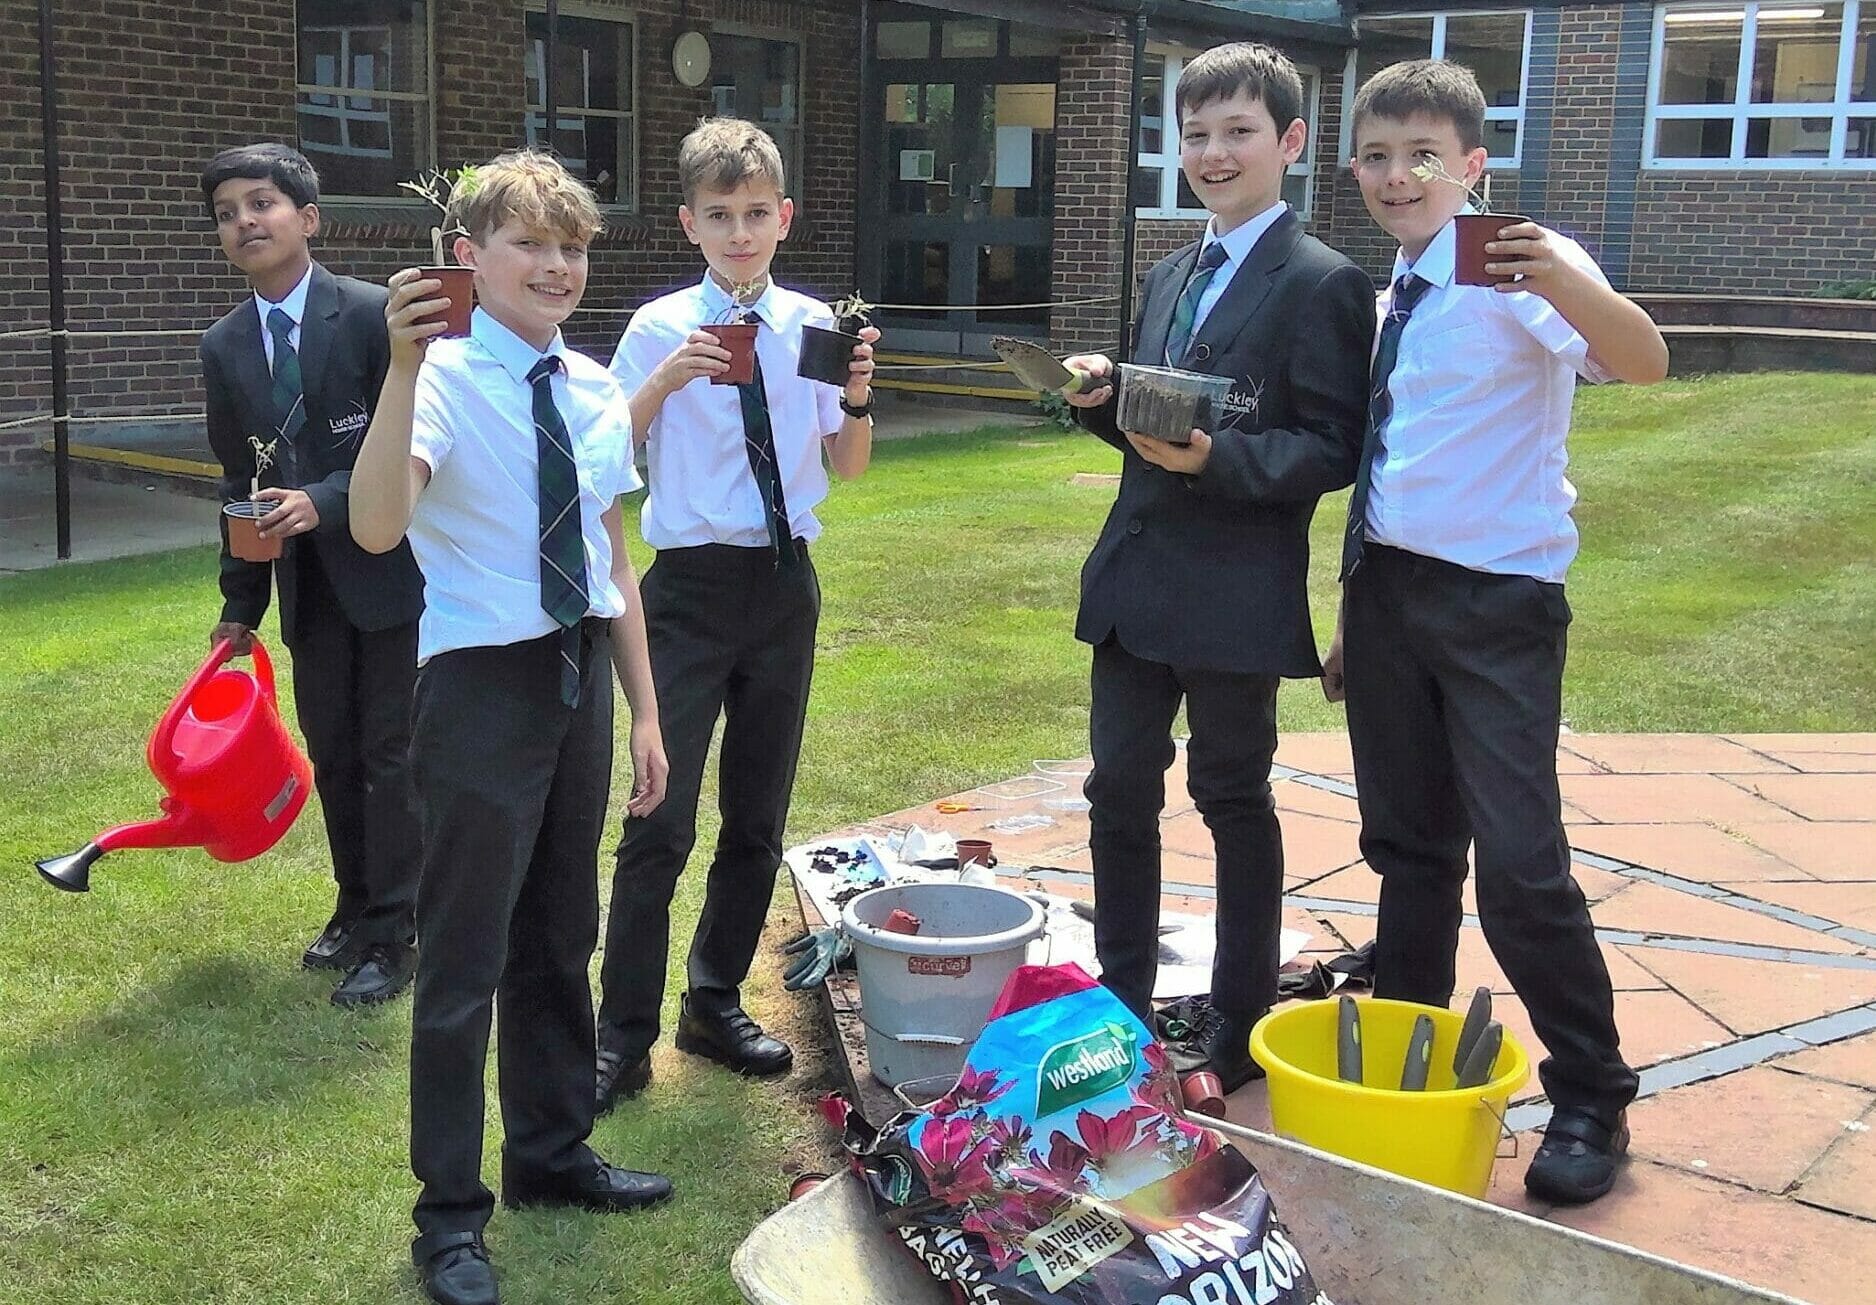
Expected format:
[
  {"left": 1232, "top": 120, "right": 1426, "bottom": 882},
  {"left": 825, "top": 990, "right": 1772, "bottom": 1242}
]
[
  {"left": 200, "top": 143, "right": 423, "bottom": 1007},
  {"left": 1063, "top": 44, "right": 1374, "bottom": 1089}
]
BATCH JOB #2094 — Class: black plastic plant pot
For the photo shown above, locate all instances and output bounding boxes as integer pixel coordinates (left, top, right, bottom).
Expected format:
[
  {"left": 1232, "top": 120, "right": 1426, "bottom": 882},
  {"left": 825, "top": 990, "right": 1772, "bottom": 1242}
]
[{"left": 797, "top": 324, "right": 863, "bottom": 387}]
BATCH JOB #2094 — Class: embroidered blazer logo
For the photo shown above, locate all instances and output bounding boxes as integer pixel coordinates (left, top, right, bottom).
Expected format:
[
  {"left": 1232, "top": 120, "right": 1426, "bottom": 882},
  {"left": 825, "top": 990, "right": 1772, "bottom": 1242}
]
[{"left": 329, "top": 401, "right": 370, "bottom": 445}]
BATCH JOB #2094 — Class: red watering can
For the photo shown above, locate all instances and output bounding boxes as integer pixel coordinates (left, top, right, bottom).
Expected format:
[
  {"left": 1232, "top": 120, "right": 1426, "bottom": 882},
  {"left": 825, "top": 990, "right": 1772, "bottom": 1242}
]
[{"left": 35, "top": 636, "right": 313, "bottom": 892}]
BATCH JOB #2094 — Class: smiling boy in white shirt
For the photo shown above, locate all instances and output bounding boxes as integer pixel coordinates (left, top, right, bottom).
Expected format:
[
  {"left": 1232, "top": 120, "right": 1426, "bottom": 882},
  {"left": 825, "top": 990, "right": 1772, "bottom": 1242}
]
[{"left": 1334, "top": 58, "right": 1668, "bottom": 1206}]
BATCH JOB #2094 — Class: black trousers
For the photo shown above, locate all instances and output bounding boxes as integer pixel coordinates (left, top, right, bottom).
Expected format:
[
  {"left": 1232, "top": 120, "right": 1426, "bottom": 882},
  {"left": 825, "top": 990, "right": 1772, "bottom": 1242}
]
[
  {"left": 407, "top": 621, "right": 614, "bottom": 1238},
  {"left": 283, "top": 545, "right": 419, "bottom": 950},
  {"left": 1084, "top": 636, "right": 1284, "bottom": 1026},
  {"left": 598, "top": 544, "right": 820, "bottom": 1055},
  {"left": 1344, "top": 544, "right": 1637, "bottom": 1118}
]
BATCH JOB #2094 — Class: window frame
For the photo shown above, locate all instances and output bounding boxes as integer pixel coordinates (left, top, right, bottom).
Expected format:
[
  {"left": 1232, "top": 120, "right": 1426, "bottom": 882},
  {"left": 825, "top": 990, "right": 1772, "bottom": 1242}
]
[
  {"left": 1645, "top": 1, "right": 1876, "bottom": 169},
  {"left": 293, "top": 0, "right": 438, "bottom": 201},
  {"left": 1134, "top": 45, "right": 1322, "bottom": 221},
  {"left": 1343, "top": 9, "right": 1533, "bottom": 168},
  {"left": 523, "top": 1, "right": 639, "bottom": 211},
  {"left": 707, "top": 21, "right": 807, "bottom": 195}
]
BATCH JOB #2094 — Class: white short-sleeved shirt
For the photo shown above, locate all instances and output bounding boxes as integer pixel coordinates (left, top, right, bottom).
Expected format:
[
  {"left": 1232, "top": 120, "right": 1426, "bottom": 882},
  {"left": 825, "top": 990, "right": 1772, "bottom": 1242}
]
[
  {"left": 408, "top": 307, "right": 642, "bottom": 663},
  {"left": 1364, "top": 215, "right": 1615, "bottom": 584},
  {"left": 610, "top": 275, "right": 847, "bottom": 551}
]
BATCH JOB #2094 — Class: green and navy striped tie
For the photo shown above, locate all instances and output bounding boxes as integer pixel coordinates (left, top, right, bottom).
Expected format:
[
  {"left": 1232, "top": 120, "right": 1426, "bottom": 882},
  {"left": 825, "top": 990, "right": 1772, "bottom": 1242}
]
[
  {"left": 528, "top": 355, "right": 590, "bottom": 706},
  {"left": 266, "top": 308, "right": 304, "bottom": 476},
  {"left": 1340, "top": 273, "right": 1433, "bottom": 579}
]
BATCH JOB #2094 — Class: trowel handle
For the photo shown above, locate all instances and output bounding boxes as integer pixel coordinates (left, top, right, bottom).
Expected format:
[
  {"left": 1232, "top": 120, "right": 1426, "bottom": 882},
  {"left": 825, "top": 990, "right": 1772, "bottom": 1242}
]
[
  {"left": 149, "top": 637, "right": 242, "bottom": 770},
  {"left": 1336, "top": 995, "right": 1363, "bottom": 1084},
  {"left": 1453, "top": 986, "right": 1494, "bottom": 1077},
  {"left": 1455, "top": 1021, "right": 1504, "bottom": 1089},
  {"left": 1399, "top": 1013, "right": 1436, "bottom": 1091}
]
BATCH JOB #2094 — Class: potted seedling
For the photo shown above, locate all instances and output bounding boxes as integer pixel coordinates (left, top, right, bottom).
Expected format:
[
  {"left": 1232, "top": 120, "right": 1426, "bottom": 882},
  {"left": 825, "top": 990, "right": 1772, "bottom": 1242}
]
[
  {"left": 798, "top": 292, "right": 872, "bottom": 387},
  {"left": 223, "top": 434, "right": 284, "bottom": 562},
  {"left": 707, "top": 276, "right": 766, "bottom": 386},
  {"left": 398, "top": 166, "right": 483, "bottom": 337},
  {"left": 1411, "top": 157, "right": 1528, "bottom": 288}
]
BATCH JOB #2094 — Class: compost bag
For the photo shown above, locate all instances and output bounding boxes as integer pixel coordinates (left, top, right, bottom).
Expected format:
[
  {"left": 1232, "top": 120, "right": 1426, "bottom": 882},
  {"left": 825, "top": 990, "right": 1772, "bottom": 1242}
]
[{"left": 827, "top": 963, "right": 1330, "bottom": 1304}]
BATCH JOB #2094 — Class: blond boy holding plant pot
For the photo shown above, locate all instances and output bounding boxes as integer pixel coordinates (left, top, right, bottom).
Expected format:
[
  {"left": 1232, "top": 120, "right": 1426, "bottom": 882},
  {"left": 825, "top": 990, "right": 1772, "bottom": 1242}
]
[
  {"left": 351, "top": 149, "right": 672, "bottom": 1305},
  {"left": 593, "top": 118, "right": 878, "bottom": 1114},
  {"left": 1333, "top": 59, "right": 1668, "bottom": 1205},
  {"left": 198, "top": 142, "right": 423, "bottom": 1008},
  {"left": 1059, "top": 43, "right": 1375, "bottom": 1096}
]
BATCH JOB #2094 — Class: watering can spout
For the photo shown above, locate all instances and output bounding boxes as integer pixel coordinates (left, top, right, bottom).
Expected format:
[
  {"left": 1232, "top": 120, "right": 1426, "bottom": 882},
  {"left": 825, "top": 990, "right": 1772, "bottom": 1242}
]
[{"left": 36, "top": 842, "right": 103, "bottom": 892}]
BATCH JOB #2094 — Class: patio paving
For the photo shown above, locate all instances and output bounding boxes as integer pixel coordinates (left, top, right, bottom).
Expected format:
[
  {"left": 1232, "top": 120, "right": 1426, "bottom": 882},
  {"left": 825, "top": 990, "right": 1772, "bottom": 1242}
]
[{"left": 799, "top": 732, "right": 1876, "bottom": 1304}]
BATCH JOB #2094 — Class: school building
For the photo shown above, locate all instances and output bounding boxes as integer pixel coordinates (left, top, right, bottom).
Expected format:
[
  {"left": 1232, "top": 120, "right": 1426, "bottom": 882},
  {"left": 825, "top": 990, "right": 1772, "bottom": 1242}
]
[{"left": 3, "top": 0, "right": 1872, "bottom": 473}]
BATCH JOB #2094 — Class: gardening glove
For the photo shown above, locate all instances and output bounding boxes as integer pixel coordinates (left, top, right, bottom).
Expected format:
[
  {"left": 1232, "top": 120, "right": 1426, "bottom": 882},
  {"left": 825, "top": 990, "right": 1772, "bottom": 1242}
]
[{"left": 782, "top": 927, "right": 851, "bottom": 991}]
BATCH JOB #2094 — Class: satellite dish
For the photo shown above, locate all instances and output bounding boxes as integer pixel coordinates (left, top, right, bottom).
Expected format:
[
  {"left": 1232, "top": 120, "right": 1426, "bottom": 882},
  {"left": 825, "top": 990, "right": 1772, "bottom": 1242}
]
[{"left": 673, "top": 30, "right": 712, "bottom": 88}]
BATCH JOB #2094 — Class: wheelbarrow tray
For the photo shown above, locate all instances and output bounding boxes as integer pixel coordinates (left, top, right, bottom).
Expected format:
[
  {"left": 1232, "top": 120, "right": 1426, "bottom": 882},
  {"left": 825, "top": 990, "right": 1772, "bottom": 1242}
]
[{"left": 731, "top": 1118, "right": 1797, "bottom": 1305}]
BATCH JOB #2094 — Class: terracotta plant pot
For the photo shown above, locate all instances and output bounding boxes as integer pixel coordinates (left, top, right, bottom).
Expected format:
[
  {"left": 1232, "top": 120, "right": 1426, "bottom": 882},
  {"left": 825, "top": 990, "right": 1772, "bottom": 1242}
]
[
  {"left": 1179, "top": 1069, "right": 1227, "bottom": 1118},
  {"left": 1454, "top": 213, "right": 1532, "bottom": 287},
  {"left": 417, "top": 265, "right": 476, "bottom": 337},
  {"left": 797, "top": 323, "right": 862, "bottom": 387},
  {"left": 710, "top": 321, "right": 759, "bottom": 386},
  {"left": 223, "top": 499, "right": 282, "bottom": 562},
  {"left": 955, "top": 838, "right": 993, "bottom": 872}
]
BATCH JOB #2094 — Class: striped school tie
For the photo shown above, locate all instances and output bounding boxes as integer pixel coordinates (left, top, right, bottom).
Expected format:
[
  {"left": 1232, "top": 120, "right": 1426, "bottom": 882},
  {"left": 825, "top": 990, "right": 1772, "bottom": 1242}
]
[
  {"left": 528, "top": 355, "right": 591, "bottom": 706},
  {"left": 1340, "top": 273, "right": 1433, "bottom": 580}
]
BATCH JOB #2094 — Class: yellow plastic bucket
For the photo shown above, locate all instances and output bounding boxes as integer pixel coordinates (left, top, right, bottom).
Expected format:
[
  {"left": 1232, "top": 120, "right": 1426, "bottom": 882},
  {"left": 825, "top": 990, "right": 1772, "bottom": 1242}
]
[{"left": 1250, "top": 997, "right": 1530, "bottom": 1197}]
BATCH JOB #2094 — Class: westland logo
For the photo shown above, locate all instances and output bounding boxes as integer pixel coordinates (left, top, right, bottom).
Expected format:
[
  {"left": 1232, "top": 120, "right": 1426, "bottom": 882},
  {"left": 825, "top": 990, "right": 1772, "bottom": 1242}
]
[{"left": 1036, "top": 1022, "right": 1138, "bottom": 1118}]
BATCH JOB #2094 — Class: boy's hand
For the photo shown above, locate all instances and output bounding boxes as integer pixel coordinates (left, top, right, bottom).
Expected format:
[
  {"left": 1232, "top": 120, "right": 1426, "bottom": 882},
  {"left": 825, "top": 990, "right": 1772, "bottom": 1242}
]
[
  {"left": 626, "top": 716, "right": 669, "bottom": 818},
  {"left": 1320, "top": 630, "right": 1346, "bottom": 703},
  {"left": 1062, "top": 354, "right": 1115, "bottom": 408},
  {"left": 844, "top": 326, "right": 881, "bottom": 407},
  {"left": 253, "top": 487, "right": 318, "bottom": 539},
  {"left": 1125, "top": 429, "right": 1212, "bottom": 475},
  {"left": 209, "top": 621, "right": 253, "bottom": 655},
  {"left": 386, "top": 269, "right": 453, "bottom": 368},
  {"left": 654, "top": 330, "right": 732, "bottom": 391},
  {"left": 1484, "top": 222, "right": 1587, "bottom": 300}
]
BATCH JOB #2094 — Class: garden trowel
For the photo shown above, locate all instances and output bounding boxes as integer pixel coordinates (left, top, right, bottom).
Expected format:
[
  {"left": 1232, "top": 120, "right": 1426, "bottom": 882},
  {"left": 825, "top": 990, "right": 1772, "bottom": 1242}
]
[{"left": 992, "top": 336, "right": 1088, "bottom": 395}]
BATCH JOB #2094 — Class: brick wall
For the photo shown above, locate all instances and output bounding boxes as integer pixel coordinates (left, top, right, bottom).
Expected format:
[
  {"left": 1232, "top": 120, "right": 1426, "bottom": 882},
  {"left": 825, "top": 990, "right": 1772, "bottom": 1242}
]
[
  {"left": 0, "top": 0, "right": 860, "bottom": 467},
  {"left": 1048, "top": 34, "right": 1132, "bottom": 356}
]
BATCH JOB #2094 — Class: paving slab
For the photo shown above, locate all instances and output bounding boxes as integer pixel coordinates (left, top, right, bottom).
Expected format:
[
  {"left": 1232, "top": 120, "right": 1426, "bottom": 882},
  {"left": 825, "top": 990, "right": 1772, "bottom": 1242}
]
[{"left": 1626, "top": 1065, "right": 1875, "bottom": 1193}]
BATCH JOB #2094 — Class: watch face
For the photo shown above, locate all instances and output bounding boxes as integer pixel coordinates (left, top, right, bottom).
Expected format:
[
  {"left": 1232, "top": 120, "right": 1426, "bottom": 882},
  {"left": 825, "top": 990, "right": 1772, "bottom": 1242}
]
[{"left": 673, "top": 31, "right": 711, "bottom": 88}]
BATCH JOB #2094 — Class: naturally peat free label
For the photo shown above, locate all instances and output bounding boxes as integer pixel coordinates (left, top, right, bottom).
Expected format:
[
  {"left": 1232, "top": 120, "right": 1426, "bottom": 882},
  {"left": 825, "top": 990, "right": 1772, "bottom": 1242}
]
[{"left": 1036, "top": 1021, "right": 1139, "bottom": 1118}]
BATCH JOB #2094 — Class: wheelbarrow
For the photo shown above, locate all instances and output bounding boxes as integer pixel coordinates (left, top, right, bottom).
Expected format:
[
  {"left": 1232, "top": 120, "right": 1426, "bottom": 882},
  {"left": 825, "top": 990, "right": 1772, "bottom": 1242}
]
[{"left": 730, "top": 1118, "right": 1799, "bottom": 1305}]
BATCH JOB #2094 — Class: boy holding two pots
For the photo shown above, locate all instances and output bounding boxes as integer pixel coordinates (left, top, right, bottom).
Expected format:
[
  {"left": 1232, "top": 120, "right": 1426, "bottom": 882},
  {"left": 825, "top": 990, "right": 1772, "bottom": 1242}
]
[
  {"left": 1061, "top": 43, "right": 1376, "bottom": 1092},
  {"left": 593, "top": 117, "right": 878, "bottom": 1113},
  {"left": 1333, "top": 59, "right": 1668, "bottom": 1204},
  {"left": 199, "top": 142, "right": 423, "bottom": 1007}
]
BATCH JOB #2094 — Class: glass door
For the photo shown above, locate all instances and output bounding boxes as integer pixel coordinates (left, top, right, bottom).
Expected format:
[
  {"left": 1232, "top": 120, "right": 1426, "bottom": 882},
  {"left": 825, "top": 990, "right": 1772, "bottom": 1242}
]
[{"left": 865, "top": 14, "right": 1058, "bottom": 355}]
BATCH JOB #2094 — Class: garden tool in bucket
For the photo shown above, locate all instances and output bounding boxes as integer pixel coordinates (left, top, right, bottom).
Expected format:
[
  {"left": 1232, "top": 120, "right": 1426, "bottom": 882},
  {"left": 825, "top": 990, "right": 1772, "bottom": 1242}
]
[
  {"left": 1251, "top": 996, "right": 1530, "bottom": 1197},
  {"left": 34, "top": 637, "right": 312, "bottom": 892}
]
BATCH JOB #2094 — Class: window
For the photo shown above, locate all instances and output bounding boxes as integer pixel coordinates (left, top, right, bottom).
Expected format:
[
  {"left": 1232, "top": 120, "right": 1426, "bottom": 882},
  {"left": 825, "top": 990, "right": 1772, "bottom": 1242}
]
[
  {"left": 525, "top": 4, "right": 635, "bottom": 207},
  {"left": 1647, "top": 2, "right": 1876, "bottom": 166},
  {"left": 1351, "top": 10, "right": 1532, "bottom": 164},
  {"left": 1134, "top": 49, "right": 1321, "bottom": 219},
  {"left": 295, "top": 0, "right": 434, "bottom": 198},
  {"left": 709, "top": 31, "right": 803, "bottom": 193}
]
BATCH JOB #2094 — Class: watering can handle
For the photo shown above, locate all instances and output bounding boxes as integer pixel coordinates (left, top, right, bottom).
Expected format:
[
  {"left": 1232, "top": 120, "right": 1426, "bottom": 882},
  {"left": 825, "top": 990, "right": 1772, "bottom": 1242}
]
[{"left": 147, "top": 637, "right": 247, "bottom": 770}]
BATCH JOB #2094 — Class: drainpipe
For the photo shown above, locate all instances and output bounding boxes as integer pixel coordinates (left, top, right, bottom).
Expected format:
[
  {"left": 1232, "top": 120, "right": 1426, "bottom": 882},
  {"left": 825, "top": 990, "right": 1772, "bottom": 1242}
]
[
  {"left": 857, "top": 0, "right": 874, "bottom": 300},
  {"left": 37, "top": 0, "right": 70, "bottom": 559},
  {"left": 544, "top": 0, "right": 559, "bottom": 152},
  {"left": 1119, "top": 2, "right": 1155, "bottom": 357}
]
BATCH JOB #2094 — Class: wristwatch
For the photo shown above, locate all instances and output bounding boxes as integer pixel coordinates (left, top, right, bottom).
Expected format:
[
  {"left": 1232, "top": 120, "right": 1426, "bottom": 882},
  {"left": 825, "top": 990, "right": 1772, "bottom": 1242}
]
[{"left": 839, "top": 388, "right": 874, "bottom": 419}]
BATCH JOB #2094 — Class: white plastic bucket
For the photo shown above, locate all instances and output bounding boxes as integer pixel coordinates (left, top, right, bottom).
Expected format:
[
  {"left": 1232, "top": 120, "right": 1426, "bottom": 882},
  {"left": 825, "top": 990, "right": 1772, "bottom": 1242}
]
[{"left": 841, "top": 882, "right": 1046, "bottom": 1088}]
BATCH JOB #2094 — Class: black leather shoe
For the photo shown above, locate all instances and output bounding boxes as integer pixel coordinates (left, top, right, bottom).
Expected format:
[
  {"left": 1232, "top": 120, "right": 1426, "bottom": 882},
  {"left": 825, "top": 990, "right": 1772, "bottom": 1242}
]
[
  {"left": 1204, "top": 1015, "right": 1267, "bottom": 1093},
  {"left": 1525, "top": 1107, "right": 1630, "bottom": 1204},
  {"left": 595, "top": 1046, "right": 652, "bottom": 1116},
  {"left": 412, "top": 1231, "right": 498, "bottom": 1305},
  {"left": 675, "top": 995, "right": 793, "bottom": 1076},
  {"left": 502, "top": 1157, "right": 674, "bottom": 1214},
  {"left": 331, "top": 942, "right": 415, "bottom": 1009},
  {"left": 302, "top": 919, "right": 357, "bottom": 971}
]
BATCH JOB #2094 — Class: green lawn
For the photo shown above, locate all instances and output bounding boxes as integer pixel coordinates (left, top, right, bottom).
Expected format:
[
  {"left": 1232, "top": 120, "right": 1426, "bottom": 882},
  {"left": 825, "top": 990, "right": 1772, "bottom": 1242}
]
[{"left": 1, "top": 372, "right": 1872, "bottom": 1303}]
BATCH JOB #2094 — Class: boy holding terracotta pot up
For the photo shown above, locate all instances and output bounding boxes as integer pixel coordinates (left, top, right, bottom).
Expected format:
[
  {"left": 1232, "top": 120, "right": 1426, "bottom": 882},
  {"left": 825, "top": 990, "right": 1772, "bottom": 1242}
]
[
  {"left": 1332, "top": 58, "right": 1667, "bottom": 1205},
  {"left": 198, "top": 142, "right": 424, "bottom": 1009},
  {"left": 592, "top": 118, "right": 878, "bottom": 1114},
  {"left": 351, "top": 148, "right": 672, "bottom": 1305}
]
